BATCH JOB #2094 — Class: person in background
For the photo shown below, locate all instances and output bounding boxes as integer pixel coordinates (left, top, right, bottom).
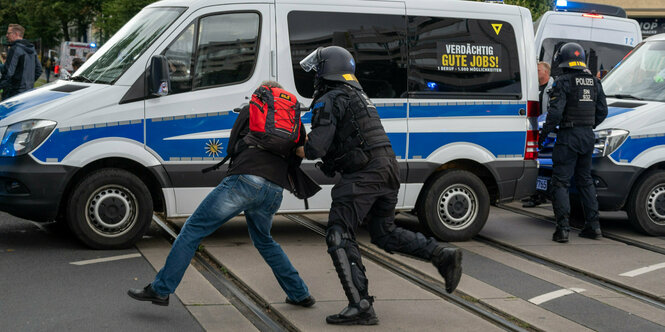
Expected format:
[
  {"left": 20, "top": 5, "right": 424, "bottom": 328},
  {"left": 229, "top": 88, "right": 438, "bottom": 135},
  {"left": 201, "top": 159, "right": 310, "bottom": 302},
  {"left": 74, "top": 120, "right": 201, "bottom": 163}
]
[
  {"left": 0, "top": 24, "right": 42, "bottom": 99},
  {"left": 523, "top": 61, "right": 555, "bottom": 208},
  {"left": 71, "top": 58, "right": 84, "bottom": 73},
  {"left": 42, "top": 55, "right": 53, "bottom": 83}
]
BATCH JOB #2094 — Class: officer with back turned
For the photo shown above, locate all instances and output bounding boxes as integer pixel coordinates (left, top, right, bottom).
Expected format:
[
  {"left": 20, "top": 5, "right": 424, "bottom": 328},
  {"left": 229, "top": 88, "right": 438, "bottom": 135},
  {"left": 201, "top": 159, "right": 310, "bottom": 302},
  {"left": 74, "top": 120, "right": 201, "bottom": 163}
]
[
  {"left": 539, "top": 42, "right": 608, "bottom": 243},
  {"left": 295, "top": 46, "right": 463, "bottom": 325}
]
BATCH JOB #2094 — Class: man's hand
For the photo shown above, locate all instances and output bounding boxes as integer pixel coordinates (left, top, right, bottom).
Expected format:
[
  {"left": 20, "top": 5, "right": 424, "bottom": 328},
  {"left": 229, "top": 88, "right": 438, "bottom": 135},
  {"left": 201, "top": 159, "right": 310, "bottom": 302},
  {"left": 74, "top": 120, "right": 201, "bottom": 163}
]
[{"left": 295, "top": 146, "right": 305, "bottom": 159}]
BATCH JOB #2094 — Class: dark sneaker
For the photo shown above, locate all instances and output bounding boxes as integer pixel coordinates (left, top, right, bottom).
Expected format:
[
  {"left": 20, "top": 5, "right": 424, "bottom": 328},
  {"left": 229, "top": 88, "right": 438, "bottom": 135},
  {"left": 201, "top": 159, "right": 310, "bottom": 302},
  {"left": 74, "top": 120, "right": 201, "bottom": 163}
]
[
  {"left": 579, "top": 227, "right": 602, "bottom": 239},
  {"left": 286, "top": 295, "right": 316, "bottom": 307},
  {"left": 326, "top": 302, "right": 378, "bottom": 325},
  {"left": 432, "top": 247, "right": 463, "bottom": 293},
  {"left": 552, "top": 228, "right": 569, "bottom": 243},
  {"left": 128, "top": 284, "right": 169, "bottom": 306}
]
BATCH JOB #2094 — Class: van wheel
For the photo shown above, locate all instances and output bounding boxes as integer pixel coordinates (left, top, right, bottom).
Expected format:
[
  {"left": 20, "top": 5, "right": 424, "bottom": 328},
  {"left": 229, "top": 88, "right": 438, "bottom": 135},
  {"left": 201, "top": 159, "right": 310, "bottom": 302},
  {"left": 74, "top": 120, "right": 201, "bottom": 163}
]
[
  {"left": 66, "top": 168, "right": 153, "bottom": 249},
  {"left": 417, "top": 170, "right": 490, "bottom": 241},
  {"left": 626, "top": 170, "right": 665, "bottom": 236}
]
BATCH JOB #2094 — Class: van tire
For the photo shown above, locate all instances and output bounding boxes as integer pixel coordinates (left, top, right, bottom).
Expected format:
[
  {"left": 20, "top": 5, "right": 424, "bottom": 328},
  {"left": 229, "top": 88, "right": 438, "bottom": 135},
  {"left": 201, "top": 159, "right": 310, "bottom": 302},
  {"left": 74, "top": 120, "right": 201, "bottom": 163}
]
[
  {"left": 417, "top": 170, "right": 490, "bottom": 241},
  {"left": 66, "top": 168, "right": 153, "bottom": 249},
  {"left": 626, "top": 170, "right": 665, "bottom": 236}
]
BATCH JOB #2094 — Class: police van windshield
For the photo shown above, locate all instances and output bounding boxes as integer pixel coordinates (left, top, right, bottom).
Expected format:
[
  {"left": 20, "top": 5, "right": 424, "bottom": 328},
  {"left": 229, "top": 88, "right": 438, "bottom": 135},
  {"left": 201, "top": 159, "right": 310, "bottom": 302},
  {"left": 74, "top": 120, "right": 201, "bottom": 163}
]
[
  {"left": 603, "top": 41, "right": 665, "bottom": 102},
  {"left": 540, "top": 38, "right": 633, "bottom": 78},
  {"left": 73, "top": 7, "right": 185, "bottom": 85}
]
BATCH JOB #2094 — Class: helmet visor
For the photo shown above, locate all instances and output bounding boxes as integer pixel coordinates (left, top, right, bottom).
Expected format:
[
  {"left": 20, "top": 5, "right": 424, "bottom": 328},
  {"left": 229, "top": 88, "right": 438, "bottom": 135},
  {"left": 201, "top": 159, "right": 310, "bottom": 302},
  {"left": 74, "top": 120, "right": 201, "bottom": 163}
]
[{"left": 299, "top": 48, "right": 322, "bottom": 72}]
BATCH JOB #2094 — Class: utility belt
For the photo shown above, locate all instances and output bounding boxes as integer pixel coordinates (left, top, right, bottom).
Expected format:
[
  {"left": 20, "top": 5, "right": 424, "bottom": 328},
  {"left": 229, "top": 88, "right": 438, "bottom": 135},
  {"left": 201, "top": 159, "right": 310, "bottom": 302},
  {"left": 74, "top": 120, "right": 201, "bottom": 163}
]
[
  {"left": 319, "top": 146, "right": 394, "bottom": 177},
  {"left": 560, "top": 121, "right": 593, "bottom": 128}
]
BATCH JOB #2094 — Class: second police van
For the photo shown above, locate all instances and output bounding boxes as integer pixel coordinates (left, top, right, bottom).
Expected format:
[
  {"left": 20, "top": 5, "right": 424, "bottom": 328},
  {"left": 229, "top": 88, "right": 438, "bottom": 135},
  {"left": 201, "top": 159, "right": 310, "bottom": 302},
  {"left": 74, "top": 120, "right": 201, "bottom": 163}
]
[{"left": 0, "top": 0, "right": 539, "bottom": 249}]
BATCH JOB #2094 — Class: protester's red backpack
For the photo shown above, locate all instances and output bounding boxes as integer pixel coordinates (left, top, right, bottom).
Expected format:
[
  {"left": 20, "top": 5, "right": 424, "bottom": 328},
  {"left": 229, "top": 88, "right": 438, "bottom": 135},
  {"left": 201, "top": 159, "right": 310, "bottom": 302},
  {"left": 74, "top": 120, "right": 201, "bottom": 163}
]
[{"left": 244, "top": 85, "right": 301, "bottom": 157}]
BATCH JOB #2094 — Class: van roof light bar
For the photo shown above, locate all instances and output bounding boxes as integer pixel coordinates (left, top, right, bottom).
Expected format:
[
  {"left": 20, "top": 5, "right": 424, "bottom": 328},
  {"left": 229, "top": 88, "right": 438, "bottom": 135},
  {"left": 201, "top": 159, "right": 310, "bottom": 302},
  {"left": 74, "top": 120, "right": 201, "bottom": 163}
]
[{"left": 554, "top": 0, "right": 626, "bottom": 18}]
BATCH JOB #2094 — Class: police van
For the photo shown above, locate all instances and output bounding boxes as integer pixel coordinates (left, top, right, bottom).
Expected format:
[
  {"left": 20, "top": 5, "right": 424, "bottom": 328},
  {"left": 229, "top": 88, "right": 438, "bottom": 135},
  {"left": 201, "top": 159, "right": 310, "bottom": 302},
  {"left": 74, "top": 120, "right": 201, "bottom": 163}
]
[
  {"left": 534, "top": 1, "right": 641, "bottom": 78},
  {"left": 0, "top": 0, "right": 539, "bottom": 249}
]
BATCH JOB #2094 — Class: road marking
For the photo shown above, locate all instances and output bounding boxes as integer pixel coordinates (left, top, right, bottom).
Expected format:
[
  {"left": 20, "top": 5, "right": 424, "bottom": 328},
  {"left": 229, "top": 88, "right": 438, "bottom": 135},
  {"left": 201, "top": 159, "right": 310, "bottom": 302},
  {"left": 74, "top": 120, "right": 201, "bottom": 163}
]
[
  {"left": 528, "top": 288, "right": 585, "bottom": 305},
  {"left": 620, "top": 262, "right": 665, "bottom": 277},
  {"left": 70, "top": 253, "right": 142, "bottom": 265}
]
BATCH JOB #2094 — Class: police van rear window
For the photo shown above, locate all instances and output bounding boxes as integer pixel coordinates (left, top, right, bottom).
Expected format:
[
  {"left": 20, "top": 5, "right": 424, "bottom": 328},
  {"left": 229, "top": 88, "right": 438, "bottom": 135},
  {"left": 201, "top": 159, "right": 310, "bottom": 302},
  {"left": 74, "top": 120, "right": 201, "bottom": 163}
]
[{"left": 408, "top": 17, "right": 521, "bottom": 99}]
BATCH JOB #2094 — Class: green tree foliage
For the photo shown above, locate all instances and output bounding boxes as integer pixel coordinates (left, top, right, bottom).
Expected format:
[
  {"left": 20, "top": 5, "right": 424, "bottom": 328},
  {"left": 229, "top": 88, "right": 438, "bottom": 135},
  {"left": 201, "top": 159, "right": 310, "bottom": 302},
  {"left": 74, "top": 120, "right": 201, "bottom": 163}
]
[
  {"left": 97, "top": 0, "right": 158, "bottom": 40},
  {"left": 478, "top": 0, "right": 553, "bottom": 21}
]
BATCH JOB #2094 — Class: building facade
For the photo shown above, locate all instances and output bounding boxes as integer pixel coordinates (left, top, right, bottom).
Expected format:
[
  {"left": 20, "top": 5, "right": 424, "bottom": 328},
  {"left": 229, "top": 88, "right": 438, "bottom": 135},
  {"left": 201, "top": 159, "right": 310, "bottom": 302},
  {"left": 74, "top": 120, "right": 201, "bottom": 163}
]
[{"left": 576, "top": 0, "right": 665, "bottom": 37}]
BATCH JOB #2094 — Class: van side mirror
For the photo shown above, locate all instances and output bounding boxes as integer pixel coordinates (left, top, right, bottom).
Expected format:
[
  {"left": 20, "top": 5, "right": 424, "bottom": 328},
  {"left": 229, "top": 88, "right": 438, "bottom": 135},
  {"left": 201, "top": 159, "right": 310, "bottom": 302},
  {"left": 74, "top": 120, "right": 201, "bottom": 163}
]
[{"left": 149, "top": 55, "right": 171, "bottom": 97}]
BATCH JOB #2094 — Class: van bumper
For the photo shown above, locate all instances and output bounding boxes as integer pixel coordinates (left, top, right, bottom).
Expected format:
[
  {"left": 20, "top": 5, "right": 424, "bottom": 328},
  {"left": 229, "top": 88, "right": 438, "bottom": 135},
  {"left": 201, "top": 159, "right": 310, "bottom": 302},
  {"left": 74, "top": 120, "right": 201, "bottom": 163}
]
[
  {"left": 536, "top": 157, "right": 642, "bottom": 211},
  {"left": 489, "top": 160, "right": 538, "bottom": 202},
  {"left": 0, "top": 155, "right": 76, "bottom": 222}
]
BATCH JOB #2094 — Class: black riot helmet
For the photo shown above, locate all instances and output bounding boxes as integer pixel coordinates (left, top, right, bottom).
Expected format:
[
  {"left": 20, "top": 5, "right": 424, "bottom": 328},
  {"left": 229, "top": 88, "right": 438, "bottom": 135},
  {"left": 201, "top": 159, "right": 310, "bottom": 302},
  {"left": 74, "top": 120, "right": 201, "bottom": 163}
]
[
  {"left": 556, "top": 42, "right": 587, "bottom": 70},
  {"left": 299, "top": 46, "right": 361, "bottom": 89}
]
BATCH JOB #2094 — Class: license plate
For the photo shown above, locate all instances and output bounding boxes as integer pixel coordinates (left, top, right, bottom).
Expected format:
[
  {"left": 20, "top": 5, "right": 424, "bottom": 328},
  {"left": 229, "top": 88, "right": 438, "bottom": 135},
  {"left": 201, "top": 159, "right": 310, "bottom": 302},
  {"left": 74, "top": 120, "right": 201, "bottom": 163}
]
[{"left": 536, "top": 177, "right": 549, "bottom": 191}]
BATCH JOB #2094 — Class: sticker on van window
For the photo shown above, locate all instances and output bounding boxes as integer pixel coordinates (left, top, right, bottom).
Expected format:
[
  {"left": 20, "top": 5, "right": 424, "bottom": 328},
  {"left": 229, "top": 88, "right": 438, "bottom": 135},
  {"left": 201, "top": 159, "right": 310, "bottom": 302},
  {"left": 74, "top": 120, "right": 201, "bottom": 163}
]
[
  {"left": 437, "top": 43, "right": 502, "bottom": 73},
  {"left": 491, "top": 24, "right": 502, "bottom": 35}
]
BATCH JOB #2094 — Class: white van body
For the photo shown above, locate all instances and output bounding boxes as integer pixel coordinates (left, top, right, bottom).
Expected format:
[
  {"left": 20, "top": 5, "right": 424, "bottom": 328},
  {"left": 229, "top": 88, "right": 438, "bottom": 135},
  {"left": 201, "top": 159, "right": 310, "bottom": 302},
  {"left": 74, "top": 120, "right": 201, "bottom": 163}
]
[
  {"left": 0, "top": 0, "right": 539, "bottom": 248},
  {"left": 535, "top": 10, "right": 641, "bottom": 77},
  {"left": 58, "top": 41, "right": 97, "bottom": 73}
]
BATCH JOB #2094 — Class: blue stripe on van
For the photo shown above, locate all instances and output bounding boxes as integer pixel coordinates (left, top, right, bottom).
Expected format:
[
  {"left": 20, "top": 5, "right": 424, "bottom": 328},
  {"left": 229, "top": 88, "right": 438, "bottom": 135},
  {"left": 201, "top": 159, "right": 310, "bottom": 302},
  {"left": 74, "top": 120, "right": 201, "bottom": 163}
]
[
  {"left": 300, "top": 103, "right": 407, "bottom": 123},
  {"left": 32, "top": 120, "right": 144, "bottom": 162},
  {"left": 409, "top": 131, "right": 526, "bottom": 158},
  {"left": 606, "top": 106, "right": 636, "bottom": 118},
  {"left": 610, "top": 135, "right": 665, "bottom": 163},
  {"left": 410, "top": 103, "right": 525, "bottom": 118},
  {"left": 0, "top": 91, "right": 69, "bottom": 120}
]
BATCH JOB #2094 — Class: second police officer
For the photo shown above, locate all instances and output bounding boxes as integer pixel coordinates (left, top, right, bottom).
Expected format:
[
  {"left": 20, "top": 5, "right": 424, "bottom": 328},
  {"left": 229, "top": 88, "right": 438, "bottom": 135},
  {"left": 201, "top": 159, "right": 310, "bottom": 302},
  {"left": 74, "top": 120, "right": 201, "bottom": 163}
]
[
  {"left": 539, "top": 42, "right": 608, "bottom": 243},
  {"left": 295, "top": 46, "right": 463, "bottom": 325}
]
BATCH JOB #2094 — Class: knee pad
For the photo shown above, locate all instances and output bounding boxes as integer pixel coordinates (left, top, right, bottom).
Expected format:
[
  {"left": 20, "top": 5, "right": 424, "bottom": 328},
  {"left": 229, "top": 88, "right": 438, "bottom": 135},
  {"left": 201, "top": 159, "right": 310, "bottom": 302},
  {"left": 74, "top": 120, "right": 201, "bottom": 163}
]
[{"left": 326, "top": 224, "right": 347, "bottom": 250}]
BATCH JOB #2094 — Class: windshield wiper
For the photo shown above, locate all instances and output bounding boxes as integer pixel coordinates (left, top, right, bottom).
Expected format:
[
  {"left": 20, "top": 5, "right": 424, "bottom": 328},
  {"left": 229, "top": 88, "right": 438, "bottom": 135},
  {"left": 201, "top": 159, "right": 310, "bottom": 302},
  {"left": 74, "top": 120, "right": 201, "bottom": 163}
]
[
  {"left": 71, "top": 75, "right": 94, "bottom": 83},
  {"left": 607, "top": 94, "right": 644, "bottom": 100}
]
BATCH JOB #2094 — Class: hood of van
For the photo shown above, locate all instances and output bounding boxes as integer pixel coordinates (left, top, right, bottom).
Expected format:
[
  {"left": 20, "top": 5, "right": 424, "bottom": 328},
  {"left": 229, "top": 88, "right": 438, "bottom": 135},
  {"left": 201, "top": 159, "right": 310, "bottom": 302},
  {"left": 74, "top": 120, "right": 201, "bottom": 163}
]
[
  {"left": 597, "top": 99, "right": 663, "bottom": 135},
  {"left": 0, "top": 82, "right": 104, "bottom": 125}
]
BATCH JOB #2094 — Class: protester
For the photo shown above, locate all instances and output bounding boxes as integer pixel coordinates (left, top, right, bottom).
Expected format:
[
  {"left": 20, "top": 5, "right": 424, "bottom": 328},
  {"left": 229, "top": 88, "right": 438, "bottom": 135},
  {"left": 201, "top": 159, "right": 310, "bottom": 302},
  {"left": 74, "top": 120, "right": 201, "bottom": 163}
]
[
  {"left": 0, "top": 24, "right": 42, "bottom": 99},
  {"left": 128, "top": 81, "right": 316, "bottom": 308}
]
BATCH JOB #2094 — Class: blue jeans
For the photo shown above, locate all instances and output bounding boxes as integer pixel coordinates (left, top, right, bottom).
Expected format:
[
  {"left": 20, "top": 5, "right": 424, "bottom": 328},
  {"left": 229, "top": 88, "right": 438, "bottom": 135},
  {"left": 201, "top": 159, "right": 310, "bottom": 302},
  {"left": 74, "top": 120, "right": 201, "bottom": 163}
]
[{"left": 151, "top": 174, "right": 310, "bottom": 302}]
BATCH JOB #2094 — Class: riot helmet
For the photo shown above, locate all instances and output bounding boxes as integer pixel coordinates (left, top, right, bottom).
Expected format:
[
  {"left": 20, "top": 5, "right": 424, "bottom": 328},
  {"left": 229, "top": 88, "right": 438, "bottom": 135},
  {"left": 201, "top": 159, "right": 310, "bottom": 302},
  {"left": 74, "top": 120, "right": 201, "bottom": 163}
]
[
  {"left": 300, "top": 46, "right": 361, "bottom": 89},
  {"left": 556, "top": 42, "right": 587, "bottom": 70}
]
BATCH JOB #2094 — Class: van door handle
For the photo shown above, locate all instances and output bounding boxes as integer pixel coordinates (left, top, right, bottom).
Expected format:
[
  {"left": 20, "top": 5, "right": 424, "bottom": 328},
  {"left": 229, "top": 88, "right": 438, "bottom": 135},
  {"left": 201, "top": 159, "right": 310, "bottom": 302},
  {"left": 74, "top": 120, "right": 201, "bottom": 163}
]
[
  {"left": 518, "top": 108, "right": 526, "bottom": 115},
  {"left": 270, "top": 50, "right": 276, "bottom": 77}
]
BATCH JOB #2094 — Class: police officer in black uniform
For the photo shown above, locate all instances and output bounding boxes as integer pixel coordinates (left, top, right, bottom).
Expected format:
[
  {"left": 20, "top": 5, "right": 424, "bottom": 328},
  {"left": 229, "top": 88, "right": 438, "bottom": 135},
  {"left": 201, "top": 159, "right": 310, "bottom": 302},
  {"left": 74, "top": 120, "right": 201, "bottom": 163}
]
[
  {"left": 539, "top": 42, "right": 608, "bottom": 243},
  {"left": 295, "top": 46, "right": 463, "bottom": 325}
]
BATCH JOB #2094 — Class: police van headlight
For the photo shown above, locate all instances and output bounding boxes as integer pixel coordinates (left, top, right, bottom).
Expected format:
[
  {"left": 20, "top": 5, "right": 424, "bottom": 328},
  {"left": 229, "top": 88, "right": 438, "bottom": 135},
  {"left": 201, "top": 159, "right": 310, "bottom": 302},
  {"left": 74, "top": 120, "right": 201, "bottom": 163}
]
[
  {"left": 0, "top": 120, "right": 57, "bottom": 157},
  {"left": 594, "top": 129, "right": 629, "bottom": 157}
]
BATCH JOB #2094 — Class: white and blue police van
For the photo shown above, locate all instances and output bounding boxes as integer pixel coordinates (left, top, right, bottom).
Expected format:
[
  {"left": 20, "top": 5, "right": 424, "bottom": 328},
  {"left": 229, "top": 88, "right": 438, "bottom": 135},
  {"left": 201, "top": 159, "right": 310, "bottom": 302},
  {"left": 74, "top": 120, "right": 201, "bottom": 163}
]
[
  {"left": 538, "top": 33, "right": 665, "bottom": 236},
  {"left": 535, "top": 1, "right": 641, "bottom": 78},
  {"left": 0, "top": 0, "right": 539, "bottom": 249}
]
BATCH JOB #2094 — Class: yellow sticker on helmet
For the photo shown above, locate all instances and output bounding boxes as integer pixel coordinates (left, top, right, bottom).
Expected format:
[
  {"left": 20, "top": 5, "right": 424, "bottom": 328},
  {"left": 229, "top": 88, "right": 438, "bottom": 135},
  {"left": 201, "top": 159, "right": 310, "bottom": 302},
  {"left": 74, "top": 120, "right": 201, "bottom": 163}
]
[
  {"left": 342, "top": 74, "right": 358, "bottom": 81},
  {"left": 569, "top": 61, "right": 587, "bottom": 68}
]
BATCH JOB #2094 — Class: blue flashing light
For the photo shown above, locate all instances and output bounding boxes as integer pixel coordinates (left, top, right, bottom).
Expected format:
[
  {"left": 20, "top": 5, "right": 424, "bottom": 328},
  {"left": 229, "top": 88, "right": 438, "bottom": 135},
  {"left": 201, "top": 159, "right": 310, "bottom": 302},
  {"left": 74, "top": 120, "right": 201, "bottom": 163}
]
[
  {"left": 426, "top": 82, "right": 438, "bottom": 90},
  {"left": 556, "top": 0, "right": 568, "bottom": 7},
  {"left": 89, "top": 42, "right": 97, "bottom": 48}
]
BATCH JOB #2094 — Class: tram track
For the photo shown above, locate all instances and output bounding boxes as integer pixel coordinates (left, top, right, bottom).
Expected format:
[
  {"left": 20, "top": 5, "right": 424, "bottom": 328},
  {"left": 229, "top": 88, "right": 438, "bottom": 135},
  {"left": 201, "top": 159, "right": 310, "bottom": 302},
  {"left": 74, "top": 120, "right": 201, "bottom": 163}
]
[
  {"left": 151, "top": 214, "right": 297, "bottom": 332},
  {"left": 283, "top": 213, "right": 533, "bottom": 332},
  {"left": 490, "top": 204, "right": 665, "bottom": 311}
]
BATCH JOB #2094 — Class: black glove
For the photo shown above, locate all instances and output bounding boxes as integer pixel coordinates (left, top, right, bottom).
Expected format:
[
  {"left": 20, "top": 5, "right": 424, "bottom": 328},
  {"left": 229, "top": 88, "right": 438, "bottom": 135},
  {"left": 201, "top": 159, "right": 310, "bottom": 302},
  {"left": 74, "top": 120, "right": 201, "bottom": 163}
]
[{"left": 538, "top": 130, "right": 547, "bottom": 149}]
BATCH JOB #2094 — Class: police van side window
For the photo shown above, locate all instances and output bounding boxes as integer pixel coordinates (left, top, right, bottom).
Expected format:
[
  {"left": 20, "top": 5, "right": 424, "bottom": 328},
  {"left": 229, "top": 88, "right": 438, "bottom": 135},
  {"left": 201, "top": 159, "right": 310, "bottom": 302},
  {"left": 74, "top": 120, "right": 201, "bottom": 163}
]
[
  {"left": 161, "top": 12, "right": 261, "bottom": 94},
  {"left": 194, "top": 13, "right": 260, "bottom": 89},
  {"left": 287, "top": 11, "right": 407, "bottom": 99},
  {"left": 408, "top": 16, "right": 521, "bottom": 99},
  {"left": 163, "top": 23, "right": 195, "bottom": 94}
]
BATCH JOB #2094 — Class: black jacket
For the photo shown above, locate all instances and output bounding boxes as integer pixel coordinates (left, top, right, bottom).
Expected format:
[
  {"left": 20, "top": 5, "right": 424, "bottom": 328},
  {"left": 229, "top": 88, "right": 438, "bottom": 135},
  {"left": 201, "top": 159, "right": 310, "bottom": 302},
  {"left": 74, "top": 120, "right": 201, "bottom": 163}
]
[{"left": 0, "top": 39, "right": 43, "bottom": 99}]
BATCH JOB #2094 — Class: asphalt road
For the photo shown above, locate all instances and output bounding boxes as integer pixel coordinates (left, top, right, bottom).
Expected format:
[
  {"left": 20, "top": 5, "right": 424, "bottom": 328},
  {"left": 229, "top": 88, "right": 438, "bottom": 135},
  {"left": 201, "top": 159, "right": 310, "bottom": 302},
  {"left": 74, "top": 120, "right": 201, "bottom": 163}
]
[{"left": 0, "top": 213, "right": 202, "bottom": 331}]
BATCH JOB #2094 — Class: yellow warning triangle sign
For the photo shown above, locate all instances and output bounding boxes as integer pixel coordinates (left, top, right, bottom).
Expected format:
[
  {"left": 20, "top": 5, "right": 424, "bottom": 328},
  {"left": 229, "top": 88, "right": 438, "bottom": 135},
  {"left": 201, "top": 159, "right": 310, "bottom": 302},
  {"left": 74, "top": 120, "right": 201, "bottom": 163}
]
[{"left": 492, "top": 24, "right": 502, "bottom": 35}]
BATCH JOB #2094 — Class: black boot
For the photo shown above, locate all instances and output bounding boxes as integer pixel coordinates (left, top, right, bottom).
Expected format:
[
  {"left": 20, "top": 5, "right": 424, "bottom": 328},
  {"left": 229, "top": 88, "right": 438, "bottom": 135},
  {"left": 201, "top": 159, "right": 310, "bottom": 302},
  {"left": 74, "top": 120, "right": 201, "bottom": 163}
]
[
  {"left": 579, "top": 226, "right": 602, "bottom": 239},
  {"left": 432, "top": 247, "right": 463, "bottom": 293},
  {"left": 552, "top": 228, "right": 569, "bottom": 243},
  {"left": 326, "top": 297, "right": 378, "bottom": 325},
  {"left": 285, "top": 295, "right": 316, "bottom": 307},
  {"left": 128, "top": 284, "right": 169, "bottom": 306}
]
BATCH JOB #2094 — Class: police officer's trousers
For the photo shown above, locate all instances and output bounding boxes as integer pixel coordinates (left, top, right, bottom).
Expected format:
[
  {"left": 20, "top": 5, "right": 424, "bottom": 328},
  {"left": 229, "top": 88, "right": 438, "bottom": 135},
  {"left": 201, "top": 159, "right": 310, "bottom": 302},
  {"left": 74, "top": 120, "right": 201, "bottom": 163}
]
[
  {"left": 550, "top": 134, "right": 600, "bottom": 231},
  {"left": 326, "top": 152, "right": 439, "bottom": 304}
]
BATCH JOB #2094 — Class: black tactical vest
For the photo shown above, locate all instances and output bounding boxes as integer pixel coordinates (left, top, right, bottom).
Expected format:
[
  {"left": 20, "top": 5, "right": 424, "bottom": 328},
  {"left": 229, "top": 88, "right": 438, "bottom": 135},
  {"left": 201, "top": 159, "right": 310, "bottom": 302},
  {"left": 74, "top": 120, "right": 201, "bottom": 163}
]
[
  {"left": 562, "top": 72, "right": 597, "bottom": 127},
  {"left": 320, "top": 84, "right": 392, "bottom": 173}
]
